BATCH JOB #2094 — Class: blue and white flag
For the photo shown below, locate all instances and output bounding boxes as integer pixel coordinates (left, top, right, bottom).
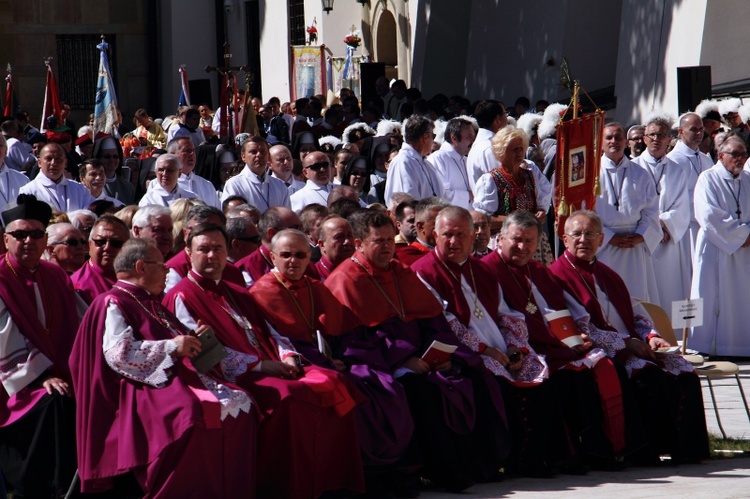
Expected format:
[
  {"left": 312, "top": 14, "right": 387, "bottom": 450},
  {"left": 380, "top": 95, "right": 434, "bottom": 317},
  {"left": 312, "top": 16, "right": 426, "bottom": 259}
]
[
  {"left": 93, "top": 38, "right": 119, "bottom": 136},
  {"left": 178, "top": 65, "right": 191, "bottom": 108}
]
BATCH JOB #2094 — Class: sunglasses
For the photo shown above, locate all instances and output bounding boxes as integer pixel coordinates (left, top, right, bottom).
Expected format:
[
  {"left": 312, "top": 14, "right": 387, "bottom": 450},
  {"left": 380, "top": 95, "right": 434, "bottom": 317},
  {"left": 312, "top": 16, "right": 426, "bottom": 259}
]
[
  {"left": 55, "top": 238, "right": 88, "bottom": 247},
  {"left": 7, "top": 229, "right": 46, "bottom": 240},
  {"left": 92, "top": 238, "right": 126, "bottom": 249},
  {"left": 305, "top": 162, "right": 329, "bottom": 172},
  {"left": 236, "top": 235, "right": 262, "bottom": 244},
  {"left": 275, "top": 251, "right": 310, "bottom": 259}
]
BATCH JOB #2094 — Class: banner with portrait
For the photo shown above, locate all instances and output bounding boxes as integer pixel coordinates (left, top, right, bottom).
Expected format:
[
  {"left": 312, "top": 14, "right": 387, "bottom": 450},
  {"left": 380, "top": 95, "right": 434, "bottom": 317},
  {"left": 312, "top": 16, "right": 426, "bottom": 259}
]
[
  {"left": 291, "top": 45, "right": 327, "bottom": 100},
  {"left": 554, "top": 111, "right": 606, "bottom": 238},
  {"left": 329, "top": 55, "right": 364, "bottom": 99}
]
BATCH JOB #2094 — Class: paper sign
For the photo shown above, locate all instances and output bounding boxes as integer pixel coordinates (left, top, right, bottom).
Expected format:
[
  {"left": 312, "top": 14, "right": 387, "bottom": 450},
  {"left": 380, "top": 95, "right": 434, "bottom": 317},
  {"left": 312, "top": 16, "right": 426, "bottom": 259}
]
[{"left": 671, "top": 298, "right": 703, "bottom": 328}]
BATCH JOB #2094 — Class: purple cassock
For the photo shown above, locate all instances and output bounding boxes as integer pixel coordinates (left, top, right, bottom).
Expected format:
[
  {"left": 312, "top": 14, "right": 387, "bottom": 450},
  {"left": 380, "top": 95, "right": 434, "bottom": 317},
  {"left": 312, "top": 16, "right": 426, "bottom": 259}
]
[
  {"left": 70, "top": 259, "right": 116, "bottom": 304},
  {"left": 69, "top": 281, "right": 257, "bottom": 497}
]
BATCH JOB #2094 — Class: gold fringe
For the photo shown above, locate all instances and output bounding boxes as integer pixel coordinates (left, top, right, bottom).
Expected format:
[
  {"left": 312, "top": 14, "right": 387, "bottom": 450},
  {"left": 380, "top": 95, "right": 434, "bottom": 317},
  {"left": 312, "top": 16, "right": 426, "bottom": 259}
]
[
  {"left": 557, "top": 196, "right": 569, "bottom": 216},
  {"left": 594, "top": 176, "right": 602, "bottom": 196}
]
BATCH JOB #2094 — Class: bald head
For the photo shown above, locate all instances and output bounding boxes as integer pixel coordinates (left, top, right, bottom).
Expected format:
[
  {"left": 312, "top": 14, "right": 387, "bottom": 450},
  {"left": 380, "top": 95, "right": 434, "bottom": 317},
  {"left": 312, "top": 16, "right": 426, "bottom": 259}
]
[{"left": 302, "top": 151, "right": 331, "bottom": 186}]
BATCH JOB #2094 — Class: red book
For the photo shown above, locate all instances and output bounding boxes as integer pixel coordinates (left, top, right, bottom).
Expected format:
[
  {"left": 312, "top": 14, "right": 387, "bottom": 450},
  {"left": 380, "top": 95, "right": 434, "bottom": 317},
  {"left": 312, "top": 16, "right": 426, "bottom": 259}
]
[
  {"left": 545, "top": 310, "right": 584, "bottom": 348},
  {"left": 421, "top": 340, "right": 458, "bottom": 369}
]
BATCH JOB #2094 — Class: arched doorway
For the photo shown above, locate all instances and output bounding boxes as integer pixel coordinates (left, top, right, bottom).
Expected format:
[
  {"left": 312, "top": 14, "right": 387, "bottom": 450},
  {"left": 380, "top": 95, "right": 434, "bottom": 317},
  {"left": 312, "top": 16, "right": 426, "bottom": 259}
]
[{"left": 376, "top": 9, "right": 398, "bottom": 81}]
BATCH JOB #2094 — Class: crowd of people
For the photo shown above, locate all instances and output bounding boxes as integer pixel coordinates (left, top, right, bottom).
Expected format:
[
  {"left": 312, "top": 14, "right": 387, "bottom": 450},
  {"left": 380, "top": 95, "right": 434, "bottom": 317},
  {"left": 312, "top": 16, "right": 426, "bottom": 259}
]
[{"left": 4, "top": 78, "right": 748, "bottom": 497}]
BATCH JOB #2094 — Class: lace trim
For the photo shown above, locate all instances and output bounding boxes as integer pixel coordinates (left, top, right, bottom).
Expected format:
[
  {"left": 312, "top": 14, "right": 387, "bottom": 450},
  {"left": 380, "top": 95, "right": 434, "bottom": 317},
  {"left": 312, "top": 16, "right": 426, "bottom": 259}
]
[
  {"left": 104, "top": 333, "right": 177, "bottom": 387},
  {"left": 219, "top": 349, "right": 255, "bottom": 381},
  {"left": 196, "top": 372, "right": 253, "bottom": 420}
]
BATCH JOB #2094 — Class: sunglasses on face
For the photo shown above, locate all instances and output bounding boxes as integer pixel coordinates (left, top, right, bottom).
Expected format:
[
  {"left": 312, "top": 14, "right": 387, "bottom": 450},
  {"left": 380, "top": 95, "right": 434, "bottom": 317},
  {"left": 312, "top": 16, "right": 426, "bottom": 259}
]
[
  {"left": 7, "top": 229, "right": 46, "bottom": 240},
  {"left": 305, "top": 162, "right": 329, "bottom": 172},
  {"left": 92, "top": 238, "right": 126, "bottom": 249},
  {"left": 55, "top": 238, "right": 88, "bottom": 247}
]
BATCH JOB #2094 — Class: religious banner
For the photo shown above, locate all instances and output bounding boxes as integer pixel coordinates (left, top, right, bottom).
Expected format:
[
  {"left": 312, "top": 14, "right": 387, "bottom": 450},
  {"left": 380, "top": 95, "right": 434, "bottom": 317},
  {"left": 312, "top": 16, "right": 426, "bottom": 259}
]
[
  {"left": 291, "top": 45, "right": 326, "bottom": 100},
  {"left": 330, "top": 56, "right": 364, "bottom": 99},
  {"left": 40, "top": 58, "right": 62, "bottom": 132},
  {"left": 554, "top": 111, "right": 606, "bottom": 238}
]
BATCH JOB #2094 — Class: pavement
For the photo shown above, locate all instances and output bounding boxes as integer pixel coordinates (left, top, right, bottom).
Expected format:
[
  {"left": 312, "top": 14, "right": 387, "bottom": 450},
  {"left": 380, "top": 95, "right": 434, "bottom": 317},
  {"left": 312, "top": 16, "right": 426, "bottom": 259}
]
[{"left": 422, "top": 360, "right": 750, "bottom": 498}]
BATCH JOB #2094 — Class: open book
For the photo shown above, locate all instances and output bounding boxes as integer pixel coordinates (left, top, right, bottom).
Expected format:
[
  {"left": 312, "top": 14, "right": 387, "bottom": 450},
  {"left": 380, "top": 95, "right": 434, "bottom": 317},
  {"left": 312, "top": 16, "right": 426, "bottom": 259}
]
[{"left": 421, "top": 340, "right": 458, "bottom": 369}]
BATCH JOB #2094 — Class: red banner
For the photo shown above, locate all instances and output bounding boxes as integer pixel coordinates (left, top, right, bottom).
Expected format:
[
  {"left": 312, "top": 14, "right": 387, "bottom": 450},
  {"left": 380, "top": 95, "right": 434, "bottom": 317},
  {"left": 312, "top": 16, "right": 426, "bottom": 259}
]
[
  {"left": 40, "top": 62, "right": 62, "bottom": 132},
  {"left": 554, "top": 111, "right": 605, "bottom": 238}
]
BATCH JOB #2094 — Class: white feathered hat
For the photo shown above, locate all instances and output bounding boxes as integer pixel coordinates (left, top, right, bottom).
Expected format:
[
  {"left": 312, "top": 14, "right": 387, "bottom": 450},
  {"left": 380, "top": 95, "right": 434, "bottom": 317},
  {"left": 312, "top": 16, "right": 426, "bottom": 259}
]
[
  {"left": 433, "top": 119, "right": 448, "bottom": 146},
  {"left": 718, "top": 97, "right": 742, "bottom": 117},
  {"left": 538, "top": 103, "right": 569, "bottom": 140},
  {"left": 342, "top": 122, "right": 376, "bottom": 145},
  {"left": 375, "top": 119, "right": 402, "bottom": 137},
  {"left": 516, "top": 113, "right": 543, "bottom": 139},
  {"left": 695, "top": 98, "right": 720, "bottom": 120},
  {"left": 739, "top": 104, "right": 750, "bottom": 124}
]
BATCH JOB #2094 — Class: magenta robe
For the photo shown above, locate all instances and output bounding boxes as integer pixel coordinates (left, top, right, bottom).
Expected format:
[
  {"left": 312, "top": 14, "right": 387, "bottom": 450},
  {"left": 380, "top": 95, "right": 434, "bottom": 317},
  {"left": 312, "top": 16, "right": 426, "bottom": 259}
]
[
  {"left": 164, "top": 271, "right": 365, "bottom": 498},
  {"left": 70, "top": 281, "right": 256, "bottom": 497},
  {"left": 70, "top": 259, "right": 115, "bottom": 305},
  {"left": 0, "top": 254, "right": 79, "bottom": 426}
]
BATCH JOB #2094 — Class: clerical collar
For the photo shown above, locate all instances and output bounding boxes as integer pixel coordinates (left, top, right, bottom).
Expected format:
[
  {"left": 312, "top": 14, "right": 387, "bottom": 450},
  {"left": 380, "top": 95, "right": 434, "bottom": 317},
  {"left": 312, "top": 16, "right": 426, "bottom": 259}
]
[{"left": 415, "top": 238, "right": 434, "bottom": 250}]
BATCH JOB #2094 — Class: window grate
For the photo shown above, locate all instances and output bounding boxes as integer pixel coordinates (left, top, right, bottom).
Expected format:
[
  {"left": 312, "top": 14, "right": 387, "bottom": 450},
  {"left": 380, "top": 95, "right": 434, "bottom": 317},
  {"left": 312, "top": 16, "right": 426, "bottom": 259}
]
[{"left": 56, "top": 34, "right": 116, "bottom": 111}]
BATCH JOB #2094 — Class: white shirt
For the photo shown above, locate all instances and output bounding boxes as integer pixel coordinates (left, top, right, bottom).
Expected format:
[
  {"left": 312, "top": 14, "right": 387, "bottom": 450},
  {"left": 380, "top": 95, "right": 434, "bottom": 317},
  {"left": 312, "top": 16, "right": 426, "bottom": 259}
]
[
  {"left": 271, "top": 172, "right": 306, "bottom": 196},
  {"left": 466, "top": 128, "right": 498, "bottom": 190},
  {"left": 20, "top": 174, "right": 97, "bottom": 212},
  {"left": 220, "top": 165, "right": 290, "bottom": 211},
  {"left": 138, "top": 182, "right": 197, "bottom": 207},
  {"left": 472, "top": 160, "right": 552, "bottom": 215},
  {"left": 0, "top": 164, "right": 30, "bottom": 212},
  {"left": 93, "top": 190, "right": 125, "bottom": 208},
  {"left": 290, "top": 180, "right": 333, "bottom": 213},
  {"left": 428, "top": 142, "right": 473, "bottom": 210},
  {"left": 179, "top": 172, "right": 221, "bottom": 209},
  {"left": 384, "top": 143, "right": 445, "bottom": 202}
]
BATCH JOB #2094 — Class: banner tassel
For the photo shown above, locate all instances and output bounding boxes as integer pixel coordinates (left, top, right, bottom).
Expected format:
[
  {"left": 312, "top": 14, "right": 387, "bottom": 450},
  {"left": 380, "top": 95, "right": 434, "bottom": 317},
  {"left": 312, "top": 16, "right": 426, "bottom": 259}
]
[
  {"left": 594, "top": 176, "right": 602, "bottom": 196},
  {"left": 557, "top": 195, "right": 569, "bottom": 216}
]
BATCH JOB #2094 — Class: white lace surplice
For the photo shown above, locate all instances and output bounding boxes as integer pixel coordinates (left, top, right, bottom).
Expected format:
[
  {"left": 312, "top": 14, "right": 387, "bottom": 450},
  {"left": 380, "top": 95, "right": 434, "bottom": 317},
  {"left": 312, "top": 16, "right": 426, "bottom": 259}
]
[{"left": 103, "top": 299, "right": 252, "bottom": 420}]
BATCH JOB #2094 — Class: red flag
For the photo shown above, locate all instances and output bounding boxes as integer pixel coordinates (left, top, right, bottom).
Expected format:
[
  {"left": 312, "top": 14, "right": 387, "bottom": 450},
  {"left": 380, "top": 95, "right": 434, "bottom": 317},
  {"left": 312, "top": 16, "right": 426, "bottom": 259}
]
[
  {"left": 40, "top": 60, "right": 62, "bottom": 132},
  {"left": 553, "top": 111, "right": 606, "bottom": 238},
  {"left": 3, "top": 71, "right": 12, "bottom": 117}
]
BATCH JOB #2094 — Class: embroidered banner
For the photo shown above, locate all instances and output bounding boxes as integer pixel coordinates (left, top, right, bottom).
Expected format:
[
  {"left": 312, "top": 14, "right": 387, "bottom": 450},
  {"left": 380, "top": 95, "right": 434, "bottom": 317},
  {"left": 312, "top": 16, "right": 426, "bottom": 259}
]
[
  {"left": 554, "top": 111, "right": 606, "bottom": 237},
  {"left": 291, "top": 45, "right": 327, "bottom": 100}
]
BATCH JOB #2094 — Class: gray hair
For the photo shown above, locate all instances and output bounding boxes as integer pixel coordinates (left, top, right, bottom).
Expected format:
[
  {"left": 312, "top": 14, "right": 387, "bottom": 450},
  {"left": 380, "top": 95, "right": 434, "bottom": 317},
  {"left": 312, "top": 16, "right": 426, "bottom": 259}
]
[
  {"left": 155, "top": 153, "right": 180, "bottom": 171},
  {"left": 46, "top": 223, "right": 77, "bottom": 245},
  {"left": 187, "top": 205, "right": 226, "bottom": 226},
  {"left": 387, "top": 192, "right": 415, "bottom": 213},
  {"left": 226, "top": 217, "right": 253, "bottom": 241},
  {"left": 501, "top": 210, "right": 542, "bottom": 236},
  {"left": 132, "top": 205, "right": 171, "bottom": 230},
  {"left": 68, "top": 209, "right": 98, "bottom": 230},
  {"left": 435, "top": 206, "right": 474, "bottom": 233},
  {"left": 719, "top": 136, "right": 747, "bottom": 154},
  {"left": 414, "top": 197, "right": 451, "bottom": 222},
  {"left": 564, "top": 209, "right": 603, "bottom": 233},
  {"left": 114, "top": 238, "right": 156, "bottom": 273},
  {"left": 166, "top": 135, "right": 193, "bottom": 154},
  {"left": 270, "top": 228, "right": 309, "bottom": 252}
]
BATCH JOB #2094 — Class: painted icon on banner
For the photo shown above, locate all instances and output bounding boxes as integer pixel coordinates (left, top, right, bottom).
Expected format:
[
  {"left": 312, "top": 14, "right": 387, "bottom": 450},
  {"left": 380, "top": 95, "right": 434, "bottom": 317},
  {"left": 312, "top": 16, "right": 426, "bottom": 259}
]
[{"left": 569, "top": 146, "right": 586, "bottom": 187}]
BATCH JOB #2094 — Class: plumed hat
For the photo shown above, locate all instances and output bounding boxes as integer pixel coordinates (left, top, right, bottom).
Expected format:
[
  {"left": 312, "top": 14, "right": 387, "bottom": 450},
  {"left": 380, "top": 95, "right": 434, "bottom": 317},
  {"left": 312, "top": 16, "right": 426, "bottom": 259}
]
[
  {"left": 342, "top": 122, "right": 376, "bottom": 145},
  {"left": 695, "top": 99, "right": 721, "bottom": 122},
  {"left": 1, "top": 194, "right": 53, "bottom": 228},
  {"left": 516, "top": 113, "right": 543, "bottom": 139},
  {"left": 538, "top": 103, "right": 569, "bottom": 140}
]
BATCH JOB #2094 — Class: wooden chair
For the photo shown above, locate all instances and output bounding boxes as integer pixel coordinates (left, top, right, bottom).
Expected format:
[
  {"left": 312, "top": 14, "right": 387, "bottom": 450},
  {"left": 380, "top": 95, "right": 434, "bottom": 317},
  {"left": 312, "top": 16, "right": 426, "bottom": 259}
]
[{"left": 639, "top": 300, "right": 750, "bottom": 439}]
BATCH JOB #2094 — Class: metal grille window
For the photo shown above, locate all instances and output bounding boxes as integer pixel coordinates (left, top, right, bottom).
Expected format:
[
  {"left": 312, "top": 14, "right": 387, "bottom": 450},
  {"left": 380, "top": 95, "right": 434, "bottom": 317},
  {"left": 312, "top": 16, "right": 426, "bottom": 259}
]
[
  {"left": 56, "top": 34, "right": 116, "bottom": 110},
  {"left": 288, "top": 0, "right": 305, "bottom": 46}
]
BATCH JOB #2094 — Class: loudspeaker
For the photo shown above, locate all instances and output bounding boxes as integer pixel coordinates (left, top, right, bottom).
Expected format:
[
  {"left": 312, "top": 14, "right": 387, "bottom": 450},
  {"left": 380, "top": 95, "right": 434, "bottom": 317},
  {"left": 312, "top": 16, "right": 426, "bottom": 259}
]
[
  {"left": 360, "top": 63, "right": 385, "bottom": 109},
  {"left": 677, "top": 66, "right": 712, "bottom": 115},
  {"left": 189, "top": 79, "right": 213, "bottom": 109}
]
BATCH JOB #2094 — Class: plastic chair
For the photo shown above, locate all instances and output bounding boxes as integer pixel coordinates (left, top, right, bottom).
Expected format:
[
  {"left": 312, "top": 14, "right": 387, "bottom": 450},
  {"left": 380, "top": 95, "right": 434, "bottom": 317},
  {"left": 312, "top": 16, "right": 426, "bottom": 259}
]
[{"left": 639, "top": 300, "right": 750, "bottom": 439}]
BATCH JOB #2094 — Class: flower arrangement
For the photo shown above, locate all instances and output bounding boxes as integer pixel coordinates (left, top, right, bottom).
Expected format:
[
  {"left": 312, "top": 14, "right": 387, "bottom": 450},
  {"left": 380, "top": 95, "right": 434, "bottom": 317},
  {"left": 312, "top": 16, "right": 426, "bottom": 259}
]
[{"left": 344, "top": 27, "right": 361, "bottom": 49}]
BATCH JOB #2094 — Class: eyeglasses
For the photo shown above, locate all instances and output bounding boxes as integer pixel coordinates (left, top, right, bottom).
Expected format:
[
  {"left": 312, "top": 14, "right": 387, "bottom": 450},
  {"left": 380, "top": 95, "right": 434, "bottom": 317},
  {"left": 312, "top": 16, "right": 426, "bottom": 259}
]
[
  {"left": 54, "top": 238, "right": 87, "bottom": 247},
  {"left": 305, "top": 162, "right": 329, "bottom": 172},
  {"left": 274, "top": 251, "right": 310, "bottom": 259},
  {"left": 92, "top": 238, "right": 126, "bottom": 249},
  {"left": 644, "top": 133, "right": 669, "bottom": 141},
  {"left": 7, "top": 229, "right": 46, "bottom": 240},
  {"left": 236, "top": 235, "right": 262, "bottom": 244},
  {"left": 628, "top": 137, "right": 644, "bottom": 142},
  {"left": 565, "top": 231, "right": 602, "bottom": 240},
  {"left": 723, "top": 150, "right": 748, "bottom": 159}
]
